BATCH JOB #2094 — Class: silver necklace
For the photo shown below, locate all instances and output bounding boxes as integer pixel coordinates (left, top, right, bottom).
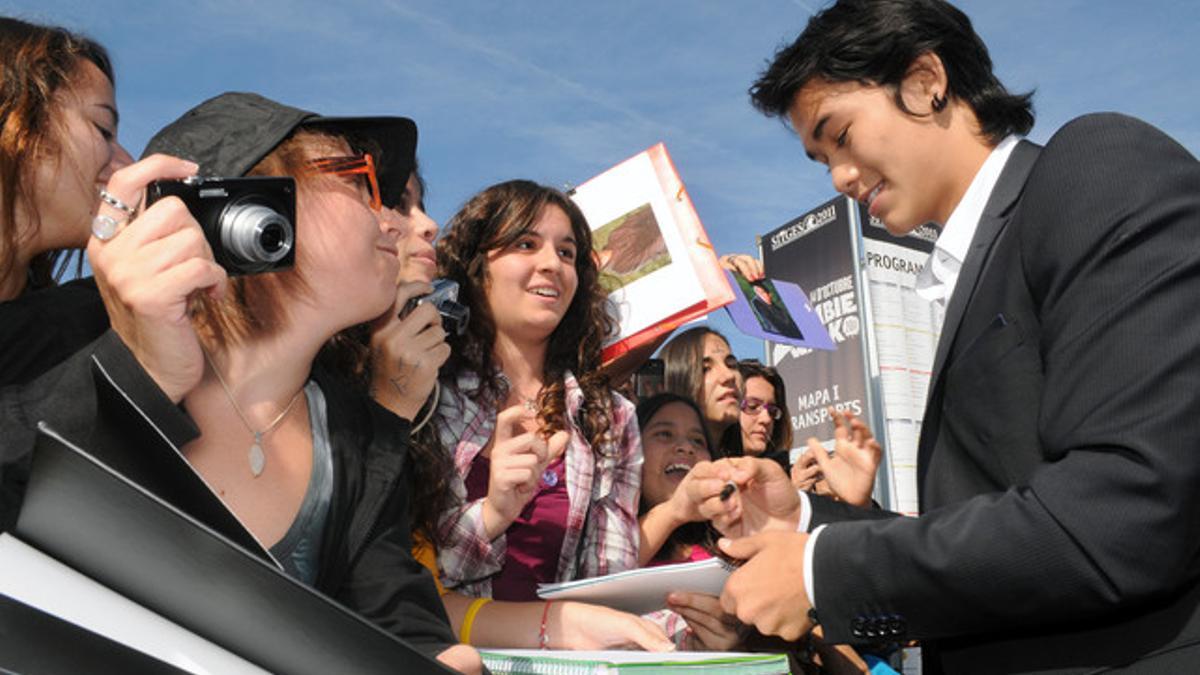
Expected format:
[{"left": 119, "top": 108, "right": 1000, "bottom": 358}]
[{"left": 202, "top": 348, "right": 303, "bottom": 477}]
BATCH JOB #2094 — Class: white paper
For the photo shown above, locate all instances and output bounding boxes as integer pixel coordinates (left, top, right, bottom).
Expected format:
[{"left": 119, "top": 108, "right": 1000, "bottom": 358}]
[
  {"left": 0, "top": 534, "right": 266, "bottom": 674},
  {"left": 537, "top": 557, "right": 733, "bottom": 615},
  {"left": 571, "top": 151, "right": 706, "bottom": 344}
]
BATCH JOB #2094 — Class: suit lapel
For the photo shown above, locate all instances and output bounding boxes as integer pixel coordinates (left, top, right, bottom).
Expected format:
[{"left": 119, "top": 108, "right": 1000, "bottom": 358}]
[
  {"left": 918, "top": 141, "right": 1040, "bottom": 498},
  {"left": 929, "top": 140, "right": 1041, "bottom": 387}
]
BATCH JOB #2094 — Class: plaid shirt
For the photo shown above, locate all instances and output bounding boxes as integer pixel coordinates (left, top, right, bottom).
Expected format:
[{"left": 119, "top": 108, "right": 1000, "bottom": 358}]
[{"left": 434, "top": 370, "right": 642, "bottom": 597}]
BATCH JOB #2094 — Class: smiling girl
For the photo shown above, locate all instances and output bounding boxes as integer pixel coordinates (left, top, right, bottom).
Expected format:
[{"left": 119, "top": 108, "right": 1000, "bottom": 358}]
[{"left": 431, "top": 180, "right": 642, "bottom": 610}]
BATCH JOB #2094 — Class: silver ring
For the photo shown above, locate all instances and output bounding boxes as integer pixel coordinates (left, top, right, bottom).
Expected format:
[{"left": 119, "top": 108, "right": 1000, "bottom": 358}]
[
  {"left": 91, "top": 214, "right": 121, "bottom": 241},
  {"left": 97, "top": 188, "right": 135, "bottom": 215}
]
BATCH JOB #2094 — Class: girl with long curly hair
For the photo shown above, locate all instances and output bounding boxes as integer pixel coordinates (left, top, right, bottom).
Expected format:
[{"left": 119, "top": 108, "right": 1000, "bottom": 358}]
[{"left": 431, "top": 180, "right": 643, "bottom": 614}]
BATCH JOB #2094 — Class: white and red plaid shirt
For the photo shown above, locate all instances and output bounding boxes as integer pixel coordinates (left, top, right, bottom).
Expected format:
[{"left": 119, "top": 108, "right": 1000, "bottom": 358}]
[{"left": 433, "top": 370, "right": 642, "bottom": 597}]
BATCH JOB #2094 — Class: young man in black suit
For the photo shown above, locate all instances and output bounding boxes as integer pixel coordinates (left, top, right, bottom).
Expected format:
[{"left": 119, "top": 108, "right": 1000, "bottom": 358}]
[{"left": 688, "top": 1, "right": 1200, "bottom": 672}]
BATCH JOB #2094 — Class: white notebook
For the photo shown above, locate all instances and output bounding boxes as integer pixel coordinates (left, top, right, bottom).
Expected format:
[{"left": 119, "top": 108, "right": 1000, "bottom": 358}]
[
  {"left": 537, "top": 558, "right": 734, "bottom": 615},
  {"left": 480, "top": 649, "right": 788, "bottom": 675}
]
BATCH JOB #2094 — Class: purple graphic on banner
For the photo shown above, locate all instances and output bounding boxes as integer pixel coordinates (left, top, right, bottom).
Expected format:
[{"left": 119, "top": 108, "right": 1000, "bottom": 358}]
[{"left": 723, "top": 270, "right": 835, "bottom": 350}]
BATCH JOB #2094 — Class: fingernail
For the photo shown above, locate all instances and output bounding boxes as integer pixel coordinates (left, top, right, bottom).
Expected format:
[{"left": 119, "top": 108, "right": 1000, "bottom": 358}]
[{"left": 718, "top": 537, "right": 731, "bottom": 551}]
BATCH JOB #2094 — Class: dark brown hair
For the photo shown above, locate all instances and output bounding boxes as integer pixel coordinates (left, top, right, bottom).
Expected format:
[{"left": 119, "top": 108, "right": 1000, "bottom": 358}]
[
  {"left": 636, "top": 392, "right": 720, "bottom": 563},
  {"left": 722, "top": 359, "right": 793, "bottom": 456},
  {"left": 0, "top": 17, "right": 113, "bottom": 292},
  {"left": 436, "top": 179, "right": 618, "bottom": 454},
  {"left": 659, "top": 326, "right": 731, "bottom": 412}
]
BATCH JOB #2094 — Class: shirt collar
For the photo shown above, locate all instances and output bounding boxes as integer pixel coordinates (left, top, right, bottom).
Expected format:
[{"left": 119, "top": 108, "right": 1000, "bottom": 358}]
[{"left": 915, "top": 135, "right": 1020, "bottom": 303}]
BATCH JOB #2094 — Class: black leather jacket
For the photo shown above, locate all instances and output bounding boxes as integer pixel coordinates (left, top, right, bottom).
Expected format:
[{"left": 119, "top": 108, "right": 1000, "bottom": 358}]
[{"left": 0, "top": 329, "right": 456, "bottom": 657}]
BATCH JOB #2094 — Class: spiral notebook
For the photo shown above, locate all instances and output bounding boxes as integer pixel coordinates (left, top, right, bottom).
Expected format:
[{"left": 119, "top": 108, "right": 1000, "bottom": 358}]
[{"left": 480, "top": 649, "right": 789, "bottom": 674}]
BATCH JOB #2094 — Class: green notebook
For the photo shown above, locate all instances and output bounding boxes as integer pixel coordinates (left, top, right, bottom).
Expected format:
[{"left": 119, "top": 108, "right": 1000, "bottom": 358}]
[{"left": 479, "top": 649, "right": 789, "bottom": 674}]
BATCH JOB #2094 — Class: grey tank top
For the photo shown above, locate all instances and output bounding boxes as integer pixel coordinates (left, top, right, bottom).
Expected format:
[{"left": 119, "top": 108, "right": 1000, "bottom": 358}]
[{"left": 269, "top": 380, "right": 334, "bottom": 585}]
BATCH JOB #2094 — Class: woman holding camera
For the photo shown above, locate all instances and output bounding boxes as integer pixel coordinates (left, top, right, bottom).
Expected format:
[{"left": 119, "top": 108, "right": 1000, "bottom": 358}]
[
  {"left": 0, "top": 91, "right": 479, "bottom": 672},
  {"left": 0, "top": 18, "right": 135, "bottom": 386}
]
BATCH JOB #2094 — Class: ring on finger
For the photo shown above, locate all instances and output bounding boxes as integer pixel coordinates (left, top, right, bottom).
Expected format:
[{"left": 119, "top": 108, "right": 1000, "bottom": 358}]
[
  {"left": 91, "top": 213, "right": 126, "bottom": 241},
  {"left": 97, "top": 187, "right": 135, "bottom": 215}
]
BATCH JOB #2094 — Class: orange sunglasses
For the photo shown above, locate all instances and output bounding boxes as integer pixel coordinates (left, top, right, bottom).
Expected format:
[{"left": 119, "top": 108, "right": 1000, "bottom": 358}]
[{"left": 306, "top": 153, "right": 381, "bottom": 211}]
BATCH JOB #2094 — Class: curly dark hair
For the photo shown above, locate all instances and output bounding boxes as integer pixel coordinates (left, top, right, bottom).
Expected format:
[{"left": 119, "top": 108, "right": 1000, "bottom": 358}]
[{"left": 436, "top": 179, "right": 619, "bottom": 455}]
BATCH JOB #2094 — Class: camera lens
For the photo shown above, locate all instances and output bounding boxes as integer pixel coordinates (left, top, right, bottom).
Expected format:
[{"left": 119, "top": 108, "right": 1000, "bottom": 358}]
[{"left": 220, "top": 202, "right": 294, "bottom": 267}]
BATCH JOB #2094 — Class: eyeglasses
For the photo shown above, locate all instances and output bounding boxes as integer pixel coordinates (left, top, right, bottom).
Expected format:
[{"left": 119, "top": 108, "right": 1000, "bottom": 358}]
[
  {"left": 740, "top": 397, "right": 782, "bottom": 420},
  {"left": 306, "top": 153, "right": 381, "bottom": 211}
]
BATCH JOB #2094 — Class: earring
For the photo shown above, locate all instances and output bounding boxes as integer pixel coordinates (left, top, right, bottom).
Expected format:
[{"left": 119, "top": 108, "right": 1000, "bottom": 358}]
[{"left": 931, "top": 92, "right": 948, "bottom": 113}]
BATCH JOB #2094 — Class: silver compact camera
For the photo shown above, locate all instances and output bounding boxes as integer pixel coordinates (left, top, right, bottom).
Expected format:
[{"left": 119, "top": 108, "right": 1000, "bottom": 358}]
[
  {"left": 146, "top": 176, "right": 296, "bottom": 275},
  {"left": 404, "top": 279, "right": 470, "bottom": 335}
]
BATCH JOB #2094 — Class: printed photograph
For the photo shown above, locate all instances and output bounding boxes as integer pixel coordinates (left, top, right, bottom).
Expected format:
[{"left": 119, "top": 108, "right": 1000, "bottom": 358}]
[{"left": 592, "top": 203, "right": 672, "bottom": 293}]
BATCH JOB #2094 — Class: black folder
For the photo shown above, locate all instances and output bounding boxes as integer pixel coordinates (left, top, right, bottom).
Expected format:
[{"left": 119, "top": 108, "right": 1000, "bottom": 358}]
[{"left": 10, "top": 424, "right": 450, "bottom": 674}]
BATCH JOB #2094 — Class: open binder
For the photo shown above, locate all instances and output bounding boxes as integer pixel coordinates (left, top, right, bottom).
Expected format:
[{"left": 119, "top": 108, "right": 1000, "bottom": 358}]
[
  {"left": 0, "top": 424, "right": 450, "bottom": 674},
  {"left": 571, "top": 143, "right": 734, "bottom": 365}
]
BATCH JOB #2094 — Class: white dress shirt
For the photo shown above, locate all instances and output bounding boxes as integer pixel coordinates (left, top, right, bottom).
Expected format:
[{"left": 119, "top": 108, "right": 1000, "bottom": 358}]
[{"left": 802, "top": 134, "right": 1022, "bottom": 610}]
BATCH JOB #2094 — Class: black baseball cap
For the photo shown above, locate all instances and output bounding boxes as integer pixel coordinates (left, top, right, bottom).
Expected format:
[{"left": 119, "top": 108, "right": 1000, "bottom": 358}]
[{"left": 142, "top": 92, "right": 417, "bottom": 208}]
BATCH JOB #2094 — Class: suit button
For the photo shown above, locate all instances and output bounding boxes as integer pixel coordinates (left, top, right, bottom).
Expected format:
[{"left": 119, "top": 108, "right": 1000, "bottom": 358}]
[
  {"left": 888, "top": 614, "right": 906, "bottom": 637},
  {"left": 851, "top": 616, "right": 867, "bottom": 638}
]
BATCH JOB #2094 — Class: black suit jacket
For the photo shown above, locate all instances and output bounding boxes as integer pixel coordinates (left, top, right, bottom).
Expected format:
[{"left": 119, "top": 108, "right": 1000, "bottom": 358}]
[{"left": 807, "top": 114, "right": 1200, "bottom": 674}]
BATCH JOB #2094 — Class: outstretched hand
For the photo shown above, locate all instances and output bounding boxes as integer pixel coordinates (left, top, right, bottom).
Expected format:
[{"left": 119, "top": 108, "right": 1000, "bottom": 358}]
[{"left": 792, "top": 407, "right": 882, "bottom": 506}]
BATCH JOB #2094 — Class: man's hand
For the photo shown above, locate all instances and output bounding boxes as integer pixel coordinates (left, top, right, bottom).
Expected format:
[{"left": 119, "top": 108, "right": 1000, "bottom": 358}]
[
  {"left": 718, "top": 530, "right": 814, "bottom": 641},
  {"left": 685, "top": 457, "right": 801, "bottom": 538}
]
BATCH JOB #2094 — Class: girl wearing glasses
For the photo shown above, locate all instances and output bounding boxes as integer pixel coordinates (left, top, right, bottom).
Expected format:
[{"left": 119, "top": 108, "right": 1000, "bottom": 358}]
[
  {"left": 725, "top": 360, "right": 793, "bottom": 466},
  {"left": 1, "top": 92, "right": 481, "bottom": 673}
]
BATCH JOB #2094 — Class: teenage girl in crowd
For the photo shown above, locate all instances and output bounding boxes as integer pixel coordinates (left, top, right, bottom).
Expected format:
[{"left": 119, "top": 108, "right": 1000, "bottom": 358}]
[
  {"left": 0, "top": 18, "right": 134, "bottom": 387},
  {"left": 0, "top": 91, "right": 479, "bottom": 673},
  {"left": 659, "top": 326, "right": 742, "bottom": 446},
  {"left": 722, "top": 360, "right": 794, "bottom": 469},
  {"left": 367, "top": 176, "right": 673, "bottom": 651}
]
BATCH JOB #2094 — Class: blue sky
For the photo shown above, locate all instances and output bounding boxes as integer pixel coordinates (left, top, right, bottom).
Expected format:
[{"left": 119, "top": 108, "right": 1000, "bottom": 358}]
[{"left": 9, "top": 0, "right": 1200, "bottom": 359}]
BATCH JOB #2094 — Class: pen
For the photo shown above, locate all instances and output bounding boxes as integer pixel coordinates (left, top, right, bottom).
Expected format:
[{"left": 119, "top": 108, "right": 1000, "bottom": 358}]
[{"left": 719, "top": 481, "right": 737, "bottom": 501}]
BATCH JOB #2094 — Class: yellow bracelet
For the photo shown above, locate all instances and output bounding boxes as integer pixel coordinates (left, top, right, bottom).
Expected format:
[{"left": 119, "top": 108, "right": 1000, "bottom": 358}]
[{"left": 460, "top": 597, "right": 492, "bottom": 645}]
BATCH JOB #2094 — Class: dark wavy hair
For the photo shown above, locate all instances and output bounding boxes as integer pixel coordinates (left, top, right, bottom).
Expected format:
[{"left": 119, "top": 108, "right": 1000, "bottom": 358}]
[
  {"left": 436, "top": 179, "right": 618, "bottom": 455},
  {"left": 636, "top": 392, "right": 720, "bottom": 564},
  {"left": 722, "top": 359, "right": 793, "bottom": 457},
  {"left": 1, "top": 17, "right": 114, "bottom": 292},
  {"left": 749, "top": 0, "right": 1033, "bottom": 145}
]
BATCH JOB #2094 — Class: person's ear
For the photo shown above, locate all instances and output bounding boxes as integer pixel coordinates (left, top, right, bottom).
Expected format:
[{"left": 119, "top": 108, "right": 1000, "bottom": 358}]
[{"left": 899, "top": 51, "right": 950, "bottom": 114}]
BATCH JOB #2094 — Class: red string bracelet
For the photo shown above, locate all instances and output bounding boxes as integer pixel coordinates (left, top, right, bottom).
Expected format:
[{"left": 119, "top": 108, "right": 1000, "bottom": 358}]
[{"left": 538, "top": 600, "right": 554, "bottom": 649}]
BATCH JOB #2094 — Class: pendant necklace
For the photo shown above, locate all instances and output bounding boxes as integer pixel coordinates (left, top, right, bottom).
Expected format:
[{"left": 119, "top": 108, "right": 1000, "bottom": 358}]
[{"left": 203, "top": 348, "right": 303, "bottom": 477}]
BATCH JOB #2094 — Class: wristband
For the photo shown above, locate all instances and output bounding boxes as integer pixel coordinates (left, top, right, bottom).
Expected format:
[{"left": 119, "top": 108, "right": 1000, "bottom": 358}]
[
  {"left": 538, "top": 600, "right": 554, "bottom": 649},
  {"left": 460, "top": 597, "right": 492, "bottom": 645}
]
